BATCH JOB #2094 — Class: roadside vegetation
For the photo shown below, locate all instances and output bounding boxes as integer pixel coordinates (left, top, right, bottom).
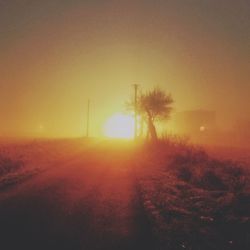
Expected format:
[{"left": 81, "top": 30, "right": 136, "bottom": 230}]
[
  {"left": 136, "top": 138, "right": 250, "bottom": 250},
  {"left": 0, "top": 139, "right": 87, "bottom": 191}
]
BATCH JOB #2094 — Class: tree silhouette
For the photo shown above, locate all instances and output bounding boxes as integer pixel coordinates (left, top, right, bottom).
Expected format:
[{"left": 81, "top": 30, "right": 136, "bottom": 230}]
[
  {"left": 126, "top": 87, "right": 173, "bottom": 141},
  {"left": 139, "top": 87, "right": 173, "bottom": 141}
]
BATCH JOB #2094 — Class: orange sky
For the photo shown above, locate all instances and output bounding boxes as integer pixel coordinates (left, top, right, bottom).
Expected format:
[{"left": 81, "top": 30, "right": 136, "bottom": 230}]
[{"left": 0, "top": 0, "right": 249, "bottom": 137}]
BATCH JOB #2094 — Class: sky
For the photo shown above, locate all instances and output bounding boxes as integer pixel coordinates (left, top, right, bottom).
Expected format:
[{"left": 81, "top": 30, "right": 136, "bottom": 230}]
[{"left": 0, "top": 0, "right": 249, "bottom": 137}]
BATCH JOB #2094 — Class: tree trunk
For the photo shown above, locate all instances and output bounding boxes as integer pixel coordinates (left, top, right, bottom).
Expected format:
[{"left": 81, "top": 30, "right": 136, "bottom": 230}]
[
  {"left": 148, "top": 116, "right": 157, "bottom": 141},
  {"left": 139, "top": 117, "right": 144, "bottom": 138}
]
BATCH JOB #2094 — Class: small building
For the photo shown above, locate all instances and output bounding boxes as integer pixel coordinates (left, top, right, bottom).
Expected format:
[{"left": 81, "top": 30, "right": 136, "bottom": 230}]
[{"left": 172, "top": 109, "right": 217, "bottom": 134}]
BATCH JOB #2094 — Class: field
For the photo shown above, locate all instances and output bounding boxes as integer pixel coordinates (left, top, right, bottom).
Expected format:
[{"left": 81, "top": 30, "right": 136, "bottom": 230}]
[{"left": 0, "top": 138, "right": 249, "bottom": 250}]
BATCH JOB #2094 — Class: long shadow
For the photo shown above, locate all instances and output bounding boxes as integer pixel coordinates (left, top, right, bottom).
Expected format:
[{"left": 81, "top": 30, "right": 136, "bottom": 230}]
[{"left": 0, "top": 182, "right": 156, "bottom": 250}]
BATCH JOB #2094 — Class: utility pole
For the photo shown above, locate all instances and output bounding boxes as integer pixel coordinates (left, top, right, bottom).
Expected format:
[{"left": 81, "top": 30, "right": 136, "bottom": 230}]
[
  {"left": 86, "top": 99, "right": 90, "bottom": 137},
  {"left": 133, "top": 84, "right": 139, "bottom": 140}
]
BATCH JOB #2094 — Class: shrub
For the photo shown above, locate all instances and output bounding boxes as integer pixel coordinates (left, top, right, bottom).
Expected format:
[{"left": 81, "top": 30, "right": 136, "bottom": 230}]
[
  {"left": 198, "top": 170, "right": 226, "bottom": 190},
  {"left": 0, "top": 156, "right": 24, "bottom": 176}
]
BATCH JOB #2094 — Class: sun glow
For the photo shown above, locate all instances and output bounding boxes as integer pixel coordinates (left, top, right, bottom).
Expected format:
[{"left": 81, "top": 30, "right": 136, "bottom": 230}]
[{"left": 103, "top": 114, "right": 135, "bottom": 139}]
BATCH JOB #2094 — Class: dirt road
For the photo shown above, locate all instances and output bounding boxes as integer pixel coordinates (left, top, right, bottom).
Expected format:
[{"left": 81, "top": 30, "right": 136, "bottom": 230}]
[{"left": 0, "top": 142, "right": 154, "bottom": 250}]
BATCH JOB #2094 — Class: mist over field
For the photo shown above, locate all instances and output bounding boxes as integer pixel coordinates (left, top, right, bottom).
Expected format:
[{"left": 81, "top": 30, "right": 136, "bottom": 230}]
[{"left": 0, "top": 0, "right": 249, "bottom": 139}]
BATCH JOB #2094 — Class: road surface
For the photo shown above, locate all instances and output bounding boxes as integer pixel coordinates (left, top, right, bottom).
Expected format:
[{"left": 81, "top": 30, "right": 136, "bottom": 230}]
[{"left": 0, "top": 142, "right": 155, "bottom": 250}]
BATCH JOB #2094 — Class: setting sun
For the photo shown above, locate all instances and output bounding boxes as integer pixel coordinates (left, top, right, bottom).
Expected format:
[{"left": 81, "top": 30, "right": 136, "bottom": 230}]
[{"left": 103, "top": 114, "right": 134, "bottom": 139}]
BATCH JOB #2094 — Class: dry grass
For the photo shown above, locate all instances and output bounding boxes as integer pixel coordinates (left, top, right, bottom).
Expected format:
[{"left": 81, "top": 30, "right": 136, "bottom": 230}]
[
  {"left": 136, "top": 138, "right": 250, "bottom": 250},
  {"left": 0, "top": 138, "right": 249, "bottom": 249},
  {"left": 0, "top": 138, "right": 90, "bottom": 190}
]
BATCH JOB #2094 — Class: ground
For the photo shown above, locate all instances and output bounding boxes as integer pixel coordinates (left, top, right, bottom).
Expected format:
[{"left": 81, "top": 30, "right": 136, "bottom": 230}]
[
  {"left": 0, "top": 139, "right": 249, "bottom": 250},
  {"left": 0, "top": 139, "right": 155, "bottom": 250}
]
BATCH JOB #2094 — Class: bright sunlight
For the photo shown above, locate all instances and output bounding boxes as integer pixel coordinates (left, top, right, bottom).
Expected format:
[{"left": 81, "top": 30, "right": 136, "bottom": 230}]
[{"left": 103, "top": 113, "right": 135, "bottom": 139}]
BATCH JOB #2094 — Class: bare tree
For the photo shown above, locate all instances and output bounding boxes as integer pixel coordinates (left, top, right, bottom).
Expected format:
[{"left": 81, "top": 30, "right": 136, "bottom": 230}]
[
  {"left": 126, "top": 87, "right": 173, "bottom": 141},
  {"left": 140, "top": 87, "right": 173, "bottom": 141}
]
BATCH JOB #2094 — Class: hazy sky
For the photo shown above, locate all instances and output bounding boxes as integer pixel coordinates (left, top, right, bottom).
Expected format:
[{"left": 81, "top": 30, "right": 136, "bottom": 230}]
[{"left": 0, "top": 0, "right": 249, "bottom": 137}]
